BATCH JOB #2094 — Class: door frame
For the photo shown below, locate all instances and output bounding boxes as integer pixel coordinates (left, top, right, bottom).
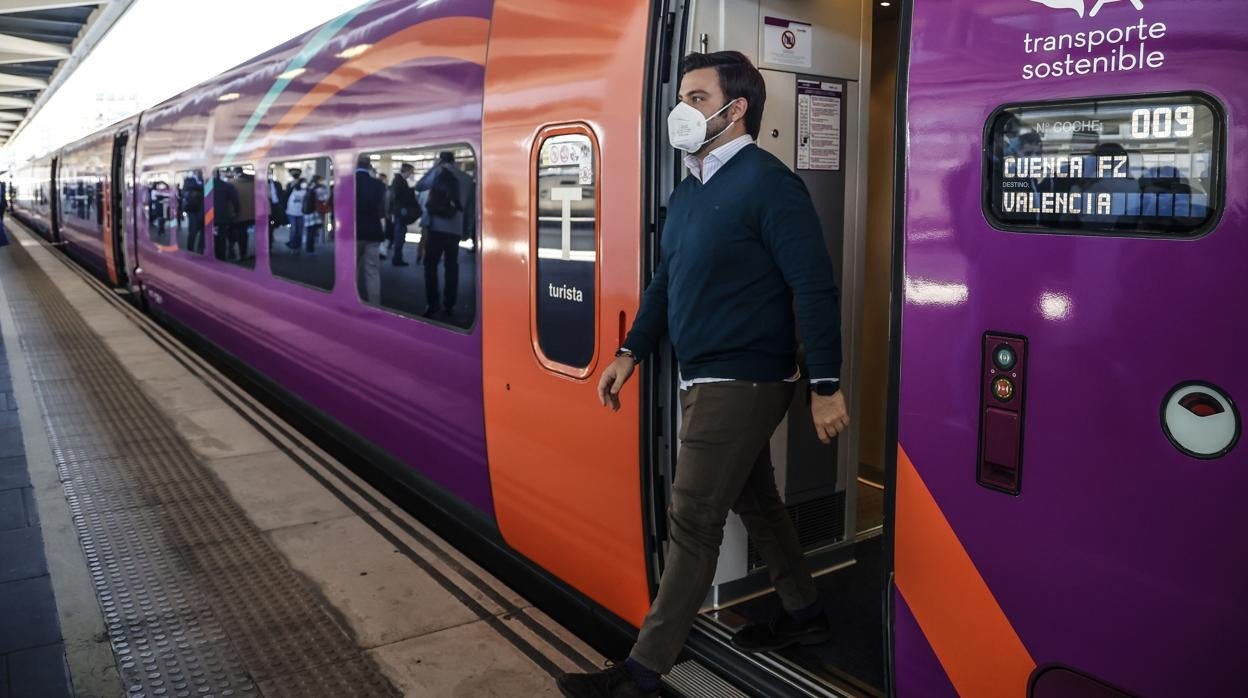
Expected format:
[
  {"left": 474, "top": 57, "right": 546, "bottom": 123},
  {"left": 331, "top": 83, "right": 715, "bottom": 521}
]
[{"left": 637, "top": 1, "right": 910, "bottom": 696}]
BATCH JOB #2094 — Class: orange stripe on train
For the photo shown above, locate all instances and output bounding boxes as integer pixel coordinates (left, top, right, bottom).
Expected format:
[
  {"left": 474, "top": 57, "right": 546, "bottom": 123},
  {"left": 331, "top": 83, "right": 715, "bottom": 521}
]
[{"left": 895, "top": 445, "right": 1035, "bottom": 696}]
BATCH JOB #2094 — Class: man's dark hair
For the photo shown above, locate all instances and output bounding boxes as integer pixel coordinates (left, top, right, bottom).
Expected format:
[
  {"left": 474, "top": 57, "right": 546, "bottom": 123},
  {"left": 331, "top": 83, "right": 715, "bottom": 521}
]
[
  {"left": 680, "top": 51, "right": 766, "bottom": 139},
  {"left": 439, "top": 151, "right": 455, "bottom": 164}
]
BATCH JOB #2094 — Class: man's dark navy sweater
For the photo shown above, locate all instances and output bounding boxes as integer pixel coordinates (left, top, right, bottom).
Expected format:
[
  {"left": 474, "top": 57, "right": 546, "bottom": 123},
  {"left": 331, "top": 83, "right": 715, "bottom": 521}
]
[{"left": 623, "top": 143, "right": 842, "bottom": 382}]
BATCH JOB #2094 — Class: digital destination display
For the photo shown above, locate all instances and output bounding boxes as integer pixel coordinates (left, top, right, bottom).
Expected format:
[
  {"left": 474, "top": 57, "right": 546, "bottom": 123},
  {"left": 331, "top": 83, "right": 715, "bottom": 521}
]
[{"left": 986, "top": 94, "right": 1222, "bottom": 237}]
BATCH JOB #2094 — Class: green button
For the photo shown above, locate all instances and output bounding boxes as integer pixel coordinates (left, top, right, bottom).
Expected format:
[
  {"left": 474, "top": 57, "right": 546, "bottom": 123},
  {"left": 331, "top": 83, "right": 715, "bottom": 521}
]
[{"left": 993, "top": 346, "right": 1016, "bottom": 371}]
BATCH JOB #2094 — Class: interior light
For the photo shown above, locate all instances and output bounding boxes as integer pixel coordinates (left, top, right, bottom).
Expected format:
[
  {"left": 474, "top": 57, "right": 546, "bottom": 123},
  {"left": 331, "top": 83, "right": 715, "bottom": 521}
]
[
  {"left": 277, "top": 67, "right": 306, "bottom": 81},
  {"left": 880, "top": 1, "right": 891, "bottom": 5},
  {"left": 217, "top": 93, "right": 240, "bottom": 102}
]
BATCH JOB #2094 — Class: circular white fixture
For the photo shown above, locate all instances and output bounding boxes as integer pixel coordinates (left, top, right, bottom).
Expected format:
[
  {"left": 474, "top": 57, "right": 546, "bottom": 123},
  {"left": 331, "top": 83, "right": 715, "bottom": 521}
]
[{"left": 1162, "top": 382, "right": 1240, "bottom": 459}]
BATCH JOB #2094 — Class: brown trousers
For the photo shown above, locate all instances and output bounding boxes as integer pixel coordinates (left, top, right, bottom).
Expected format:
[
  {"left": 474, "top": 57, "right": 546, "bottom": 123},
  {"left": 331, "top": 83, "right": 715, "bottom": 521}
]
[{"left": 629, "top": 381, "right": 819, "bottom": 673}]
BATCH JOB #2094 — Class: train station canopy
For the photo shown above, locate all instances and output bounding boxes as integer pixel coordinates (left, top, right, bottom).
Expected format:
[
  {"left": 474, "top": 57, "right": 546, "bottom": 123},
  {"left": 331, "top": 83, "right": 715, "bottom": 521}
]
[{"left": 0, "top": 0, "right": 133, "bottom": 146}]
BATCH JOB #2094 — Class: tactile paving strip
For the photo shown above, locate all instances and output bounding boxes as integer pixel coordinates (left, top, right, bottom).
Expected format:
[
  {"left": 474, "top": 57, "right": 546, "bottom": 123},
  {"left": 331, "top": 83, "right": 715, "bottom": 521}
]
[{"left": 1, "top": 245, "right": 399, "bottom": 696}]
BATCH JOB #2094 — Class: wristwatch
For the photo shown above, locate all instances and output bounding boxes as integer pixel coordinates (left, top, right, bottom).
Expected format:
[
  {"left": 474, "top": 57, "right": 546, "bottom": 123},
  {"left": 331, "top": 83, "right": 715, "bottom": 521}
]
[
  {"left": 810, "top": 381, "right": 840, "bottom": 397},
  {"left": 614, "top": 348, "right": 637, "bottom": 362}
]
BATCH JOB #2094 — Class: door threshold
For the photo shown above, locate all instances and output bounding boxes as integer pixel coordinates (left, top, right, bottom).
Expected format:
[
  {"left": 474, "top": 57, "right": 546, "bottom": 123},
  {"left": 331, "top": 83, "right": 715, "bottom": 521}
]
[{"left": 690, "top": 616, "right": 874, "bottom": 697}]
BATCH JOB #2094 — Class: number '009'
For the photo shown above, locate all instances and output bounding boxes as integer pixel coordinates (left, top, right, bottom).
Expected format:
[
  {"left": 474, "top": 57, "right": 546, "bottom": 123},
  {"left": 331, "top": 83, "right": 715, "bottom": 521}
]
[{"left": 1132, "top": 106, "right": 1195, "bottom": 139}]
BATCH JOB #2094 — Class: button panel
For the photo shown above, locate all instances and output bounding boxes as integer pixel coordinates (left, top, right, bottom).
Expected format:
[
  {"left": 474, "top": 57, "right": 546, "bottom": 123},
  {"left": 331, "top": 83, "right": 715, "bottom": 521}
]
[{"left": 979, "top": 333, "right": 1028, "bottom": 495}]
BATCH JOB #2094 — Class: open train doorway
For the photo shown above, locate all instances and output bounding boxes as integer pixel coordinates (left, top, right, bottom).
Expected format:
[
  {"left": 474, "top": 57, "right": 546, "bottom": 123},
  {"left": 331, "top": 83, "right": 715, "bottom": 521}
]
[
  {"left": 644, "top": 0, "right": 901, "bottom": 694},
  {"left": 107, "top": 130, "right": 131, "bottom": 288}
]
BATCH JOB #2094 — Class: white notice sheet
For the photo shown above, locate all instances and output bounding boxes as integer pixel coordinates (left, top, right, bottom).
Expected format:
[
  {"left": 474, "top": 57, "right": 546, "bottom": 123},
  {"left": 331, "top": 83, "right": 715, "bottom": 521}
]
[{"left": 797, "top": 79, "right": 842, "bottom": 171}]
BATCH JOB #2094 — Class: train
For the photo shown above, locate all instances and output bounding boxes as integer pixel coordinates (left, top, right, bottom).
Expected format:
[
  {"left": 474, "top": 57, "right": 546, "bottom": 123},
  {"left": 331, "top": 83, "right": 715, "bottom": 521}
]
[{"left": 7, "top": 0, "right": 1244, "bottom": 696}]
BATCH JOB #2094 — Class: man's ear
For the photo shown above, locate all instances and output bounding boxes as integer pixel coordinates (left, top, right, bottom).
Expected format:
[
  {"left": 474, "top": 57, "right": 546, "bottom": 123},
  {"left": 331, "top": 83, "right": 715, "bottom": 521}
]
[{"left": 729, "top": 97, "right": 749, "bottom": 124}]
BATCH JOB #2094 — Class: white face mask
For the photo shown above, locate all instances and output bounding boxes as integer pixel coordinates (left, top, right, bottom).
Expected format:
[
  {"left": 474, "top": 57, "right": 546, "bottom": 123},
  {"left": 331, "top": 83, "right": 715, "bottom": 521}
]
[{"left": 667, "top": 98, "right": 738, "bottom": 153}]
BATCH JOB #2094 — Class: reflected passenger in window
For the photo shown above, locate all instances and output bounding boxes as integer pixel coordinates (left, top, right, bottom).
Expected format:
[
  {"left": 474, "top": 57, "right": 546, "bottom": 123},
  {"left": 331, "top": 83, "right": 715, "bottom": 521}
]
[
  {"left": 270, "top": 158, "right": 334, "bottom": 289},
  {"left": 355, "top": 156, "right": 387, "bottom": 303},
  {"left": 149, "top": 182, "right": 170, "bottom": 240},
  {"left": 389, "top": 163, "right": 418, "bottom": 266},
  {"left": 304, "top": 174, "right": 329, "bottom": 254},
  {"left": 415, "top": 151, "right": 475, "bottom": 319},
  {"left": 285, "top": 177, "right": 307, "bottom": 252},
  {"left": 268, "top": 175, "right": 285, "bottom": 251},
  {"left": 232, "top": 168, "right": 255, "bottom": 262},
  {"left": 212, "top": 170, "right": 240, "bottom": 261},
  {"left": 180, "top": 171, "right": 205, "bottom": 253}
]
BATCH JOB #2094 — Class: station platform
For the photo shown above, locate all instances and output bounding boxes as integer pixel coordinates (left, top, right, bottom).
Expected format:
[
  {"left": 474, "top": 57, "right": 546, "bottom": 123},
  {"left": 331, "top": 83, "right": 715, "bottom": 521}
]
[{"left": 0, "top": 221, "right": 604, "bottom": 697}]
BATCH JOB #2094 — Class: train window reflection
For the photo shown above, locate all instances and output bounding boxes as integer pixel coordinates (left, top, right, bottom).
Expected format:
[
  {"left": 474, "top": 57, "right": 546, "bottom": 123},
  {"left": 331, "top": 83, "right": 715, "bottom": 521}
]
[
  {"left": 144, "top": 171, "right": 174, "bottom": 244},
  {"left": 986, "top": 93, "right": 1223, "bottom": 237},
  {"left": 268, "top": 157, "right": 335, "bottom": 291},
  {"left": 175, "top": 169, "right": 206, "bottom": 254},
  {"left": 61, "top": 175, "right": 102, "bottom": 224},
  {"left": 355, "top": 145, "right": 477, "bottom": 330},
  {"left": 211, "top": 165, "right": 257, "bottom": 269}
]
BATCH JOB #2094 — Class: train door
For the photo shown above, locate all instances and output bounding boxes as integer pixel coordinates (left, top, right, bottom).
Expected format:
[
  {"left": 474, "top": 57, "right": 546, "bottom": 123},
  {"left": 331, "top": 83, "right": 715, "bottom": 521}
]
[
  {"left": 104, "top": 129, "right": 130, "bottom": 287},
  {"left": 893, "top": 1, "right": 1245, "bottom": 696},
  {"left": 643, "top": 0, "right": 897, "bottom": 695},
  {"left": 49, "top": 155, "right": 61, "bottom": 242},
  {"left": 480, "top": 0, "right": 655, "bottom": 631}
]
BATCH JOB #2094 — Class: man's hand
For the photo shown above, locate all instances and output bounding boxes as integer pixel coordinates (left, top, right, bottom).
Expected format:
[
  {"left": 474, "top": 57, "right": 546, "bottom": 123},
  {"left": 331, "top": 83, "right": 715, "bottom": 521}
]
[
  {"left": 811, "top": 391, "right": 849, "bottom": 444},
  {"left": 597, "top": 355, "right": 637, "bottom": 411}
]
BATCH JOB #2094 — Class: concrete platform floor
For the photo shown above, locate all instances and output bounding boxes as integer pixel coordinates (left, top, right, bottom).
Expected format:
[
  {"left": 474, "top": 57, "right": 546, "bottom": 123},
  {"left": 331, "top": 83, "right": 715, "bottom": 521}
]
[{"left": 0, "top": 222, "right": 601, "bottom": 697}]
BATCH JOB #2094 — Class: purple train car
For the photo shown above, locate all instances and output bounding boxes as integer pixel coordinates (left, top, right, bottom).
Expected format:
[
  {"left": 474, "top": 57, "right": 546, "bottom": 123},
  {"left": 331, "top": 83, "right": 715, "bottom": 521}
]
[{"left": 6, "top": 0, "right": 1244, "bottom": 695}]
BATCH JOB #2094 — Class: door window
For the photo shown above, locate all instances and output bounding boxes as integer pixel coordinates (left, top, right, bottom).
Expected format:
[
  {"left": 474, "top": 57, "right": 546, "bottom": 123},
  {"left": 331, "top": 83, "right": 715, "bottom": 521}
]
[{"left": 534, "top": 129, "right": 598, "bottom": 373}]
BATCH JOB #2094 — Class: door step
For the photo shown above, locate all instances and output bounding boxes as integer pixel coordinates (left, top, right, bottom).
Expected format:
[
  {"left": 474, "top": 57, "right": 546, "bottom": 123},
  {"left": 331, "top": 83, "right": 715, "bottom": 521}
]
[{"left": 664, "top": 660, "right": 751, "bottom": 698}]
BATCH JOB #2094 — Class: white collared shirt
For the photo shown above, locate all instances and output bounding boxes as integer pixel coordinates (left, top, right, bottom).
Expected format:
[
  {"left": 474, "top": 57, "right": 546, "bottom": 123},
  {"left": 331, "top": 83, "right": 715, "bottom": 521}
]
[{"left": 683, "top": 134, "right": 755, "bottom": 184}]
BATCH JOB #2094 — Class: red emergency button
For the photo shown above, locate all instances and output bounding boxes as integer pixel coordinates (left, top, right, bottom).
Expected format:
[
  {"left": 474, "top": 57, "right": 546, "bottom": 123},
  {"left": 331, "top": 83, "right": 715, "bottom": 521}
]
[{"left": 993, "top": 377, "right": 1015, "bottom": 402}]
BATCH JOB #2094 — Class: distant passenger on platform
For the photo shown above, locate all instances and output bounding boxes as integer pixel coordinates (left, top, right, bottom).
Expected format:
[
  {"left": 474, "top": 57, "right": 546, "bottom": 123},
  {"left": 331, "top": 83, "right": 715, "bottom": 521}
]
[
  {"left": 415, "top": 151, "right": 474, "bottom": 319},
  {"left": 212, "top": 170, "right": 240, "bottom": 261},
  {"left": 181, "top": 172, "right": 205, "bottom": 253},
  {"left": 355, "top": 156, "right": 387, "bottom": 304},
  {"left": 388, "top": 163, "right": 419, "bottom": 267},
  {"left": 285, "top": 178, "right": 307, "bottom": 253},
  {"left": 561, "top": 51, "right": 848, "bottom": 698}
]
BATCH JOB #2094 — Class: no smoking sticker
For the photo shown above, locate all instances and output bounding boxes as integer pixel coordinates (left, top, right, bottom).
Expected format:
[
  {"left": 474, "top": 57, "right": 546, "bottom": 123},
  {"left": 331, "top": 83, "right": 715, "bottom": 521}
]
[{"left": 763, "top": 16, "right": 811, "bottom": 68}]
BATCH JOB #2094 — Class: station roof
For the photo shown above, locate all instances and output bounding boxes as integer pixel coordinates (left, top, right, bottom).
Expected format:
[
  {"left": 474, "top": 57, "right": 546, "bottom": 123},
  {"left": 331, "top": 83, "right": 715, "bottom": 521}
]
[{"left": 0, "top": 1, "right": 132, "bottom": 146}]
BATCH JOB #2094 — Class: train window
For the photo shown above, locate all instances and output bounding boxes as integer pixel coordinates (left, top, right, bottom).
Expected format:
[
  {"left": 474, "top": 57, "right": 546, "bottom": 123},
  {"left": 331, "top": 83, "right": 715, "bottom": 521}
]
[
  {"left": 985, "top": 93, "right": 1224, "bottom": 237},
  {"left": 173, "top": 169, "right": 206, "bottom": 254},
  {"left": 268, "top": 157, "right": 335, "bottom": 291},
  {"left": 211, "top": 165, "right": 257, "bottom": 269},
  {"left": 355, "top": 146, "right": 477, "bottom": 330},
  {"left": 144, "top": 172, "right": 175, "bottom": 245},
  {"left": 533, "top": 129, "right": 598, "bottom": 373},
  {"left": 61, "top": 176, "right": 101, "bottom": 224}
]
